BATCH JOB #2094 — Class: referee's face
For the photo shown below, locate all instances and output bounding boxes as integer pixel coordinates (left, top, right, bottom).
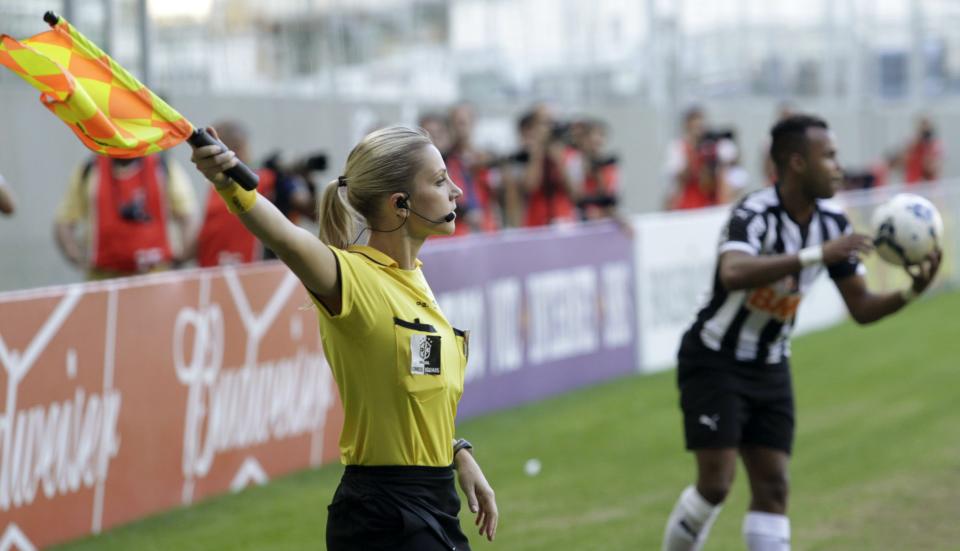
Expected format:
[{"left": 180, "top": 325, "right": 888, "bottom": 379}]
[
  {"left": 409, "top": 144, "right": 463, "bottom": 236},
  {"left": 804, "top": 128, "right": 843, "bottom": 199}
]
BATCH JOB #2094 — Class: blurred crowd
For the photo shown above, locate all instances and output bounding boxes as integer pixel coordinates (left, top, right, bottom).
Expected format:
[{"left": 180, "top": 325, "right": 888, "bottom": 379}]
[
  {"left": 30, "top": 102, "right": 630, "bottom": 282},
  {"left": 664, "top": 104, "right": 945, "bottom": 211},
  {"left": 0, "top": 102, "right": 946, "bottom": 282},
  {"left": 418, "top": 102, "right": 626, "bottom": 236}
]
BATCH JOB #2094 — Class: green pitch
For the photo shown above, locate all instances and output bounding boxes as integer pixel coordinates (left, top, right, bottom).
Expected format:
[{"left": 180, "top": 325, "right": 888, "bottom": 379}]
[{"left": 56, "top": 289, "right": 960, "bottom": 551}]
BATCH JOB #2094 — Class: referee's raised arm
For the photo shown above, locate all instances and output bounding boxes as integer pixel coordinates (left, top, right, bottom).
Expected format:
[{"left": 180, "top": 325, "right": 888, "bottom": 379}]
[{"left": 190, "top": 127, "right": 340, "bottom": 302}]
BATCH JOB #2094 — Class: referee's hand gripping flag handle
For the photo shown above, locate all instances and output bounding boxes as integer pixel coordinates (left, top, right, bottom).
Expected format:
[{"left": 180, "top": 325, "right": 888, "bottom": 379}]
[{"left": 187, "top": 129, "right": 260, "bottom": 190}]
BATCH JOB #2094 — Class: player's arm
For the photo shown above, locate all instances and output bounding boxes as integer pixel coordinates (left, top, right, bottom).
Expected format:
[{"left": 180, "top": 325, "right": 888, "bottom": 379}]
[
  {"left": 190, "top": 132, "right": 339, "bottom": 298},
  {"left": 53, "top": 169, "right": 87, "bottom": 268},
  {"left": 721, "top": 233, "right": 873, "bottom": 291},
  {"left": 54, "top": 221, "right": 85, "bottom": 268},
  {"left": 720, "top": 233, "right": 873, "bottom": 291},
  {"left": 719, "top": 250, "right": 803, "bottom": 290},
  {"left": 166, "top": 162, "right": 199, "bottom": 264},
  {"left": 835, "top": 249, "right": 942, "bottom": 324}
]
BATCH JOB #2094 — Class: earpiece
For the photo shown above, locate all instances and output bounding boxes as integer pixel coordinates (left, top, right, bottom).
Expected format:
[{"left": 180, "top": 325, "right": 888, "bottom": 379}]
[{"left": 396, "top": 196, "right": 409, "bottom": 210}]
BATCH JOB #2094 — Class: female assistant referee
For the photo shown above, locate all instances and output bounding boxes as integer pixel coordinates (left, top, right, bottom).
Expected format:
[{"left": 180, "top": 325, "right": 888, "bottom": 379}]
[{"left": 191, "top": 126, "right": 498, "bottom": 550}]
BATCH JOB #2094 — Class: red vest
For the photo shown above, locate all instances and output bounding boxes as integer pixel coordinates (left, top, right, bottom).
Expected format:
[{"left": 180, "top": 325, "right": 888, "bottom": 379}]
[
  {"left": 674, "top": 141, "right": 716, "bottom": 210},
  {"left": 91, "top": 156, "right": 172, "bottom": 273},
  {"left": 904, "top": 139, "right": 941, "bottom": 184},
  {"left": 196, "top": 169, "right": 276, "bottom": 267},
  {"left": 524, "top": 157, "right": 575, "bottom": 227}
]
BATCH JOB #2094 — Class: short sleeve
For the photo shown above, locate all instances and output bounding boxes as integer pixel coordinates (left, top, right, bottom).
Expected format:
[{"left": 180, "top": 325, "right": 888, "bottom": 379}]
[
  {"left": 718, "top": 206, "right": 766, "bottom": 256},
  {"left": 307, "top": 246, "right": 382, "bottom": 332},
  {"left": 55, "top": 166, "right": 88, "bottom": 224},
  {"left": 827, "top": 213, "right": 865, "bottom": 280}
]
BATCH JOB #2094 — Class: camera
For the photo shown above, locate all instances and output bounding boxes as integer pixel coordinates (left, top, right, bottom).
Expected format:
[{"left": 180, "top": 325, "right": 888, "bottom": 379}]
[
  {"left": 262, "top": 151, "right": 328, "bottom": 177},
  {"left": 591, "top": 155, "right": 618, "bottom": 169},
  {"left": 118, "top": 192, "right": 152, "bottom": 223},
  {"left": 698, "top": 128, "right": 737, "bottom": 168},
  {"left": 699, "top": 128, "right": 736, "bottom": 145}
]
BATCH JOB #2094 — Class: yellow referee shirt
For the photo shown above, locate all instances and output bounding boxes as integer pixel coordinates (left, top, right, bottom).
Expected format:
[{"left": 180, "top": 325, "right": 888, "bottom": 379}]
[{"left": 311, "top": 245, "right": 468, "bottom": 467}]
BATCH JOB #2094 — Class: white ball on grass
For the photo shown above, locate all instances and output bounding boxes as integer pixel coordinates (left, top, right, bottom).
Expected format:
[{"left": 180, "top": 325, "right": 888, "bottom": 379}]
[{"left": 524, "top": 458, "right": 541, "bottom": 477}]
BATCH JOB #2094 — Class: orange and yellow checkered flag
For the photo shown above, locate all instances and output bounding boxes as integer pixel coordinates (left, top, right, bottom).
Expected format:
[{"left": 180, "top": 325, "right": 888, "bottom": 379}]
[{"left": 0, "top": 13, "right": 192, "bottom": 158}]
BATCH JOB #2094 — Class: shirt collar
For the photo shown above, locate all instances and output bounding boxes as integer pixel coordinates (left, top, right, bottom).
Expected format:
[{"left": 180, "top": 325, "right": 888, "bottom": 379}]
[{"left": 347, "top": 245, "right": 423, "bottom": 269}]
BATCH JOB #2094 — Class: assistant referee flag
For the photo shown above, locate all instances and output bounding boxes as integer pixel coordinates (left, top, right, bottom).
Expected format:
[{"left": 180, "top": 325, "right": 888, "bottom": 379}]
[{"left": 0, "top": 13, "right": 192, "bottom": 158}]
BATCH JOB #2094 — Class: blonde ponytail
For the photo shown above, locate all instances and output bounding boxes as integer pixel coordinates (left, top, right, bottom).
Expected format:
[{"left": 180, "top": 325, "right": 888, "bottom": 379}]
[{"left": 318, "top": 179, "right": 356, "bottom": 249}]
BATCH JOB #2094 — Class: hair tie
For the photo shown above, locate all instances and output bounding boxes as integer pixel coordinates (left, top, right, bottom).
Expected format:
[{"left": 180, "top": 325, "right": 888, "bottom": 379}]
[{"left": 337, "top": 176, "right": 348, "bottom": 187}]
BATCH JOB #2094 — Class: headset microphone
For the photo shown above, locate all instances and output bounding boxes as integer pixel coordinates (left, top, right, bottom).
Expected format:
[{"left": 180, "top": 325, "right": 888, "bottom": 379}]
[
  {"left": 410, "top": 207, "right": 456, "bottom": 224},
  {"left": 397, "top": 196, "right": 456, "bottom": 224}
]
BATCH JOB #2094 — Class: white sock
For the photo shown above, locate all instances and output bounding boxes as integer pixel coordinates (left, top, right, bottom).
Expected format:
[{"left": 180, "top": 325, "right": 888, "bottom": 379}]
[
  {"left": 662, "top": 486, "right": 723, "bottom": 551},
  {"left": 743, "top": 511, "right": 791, "bottom": 551}
]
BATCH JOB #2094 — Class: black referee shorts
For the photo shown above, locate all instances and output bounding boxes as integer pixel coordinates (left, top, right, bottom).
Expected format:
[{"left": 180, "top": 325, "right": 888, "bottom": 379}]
[
  {"left": 677, "top": 344, "right": 795, "bottom": 455},
  {"left": 326, "top": 465, "right": 470, "bottom": 551}
]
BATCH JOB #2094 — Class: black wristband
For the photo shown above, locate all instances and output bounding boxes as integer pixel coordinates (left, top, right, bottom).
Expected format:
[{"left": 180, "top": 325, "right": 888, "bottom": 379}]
[{"left": 453, "top": 438, "right": 473, "bottom": 457}]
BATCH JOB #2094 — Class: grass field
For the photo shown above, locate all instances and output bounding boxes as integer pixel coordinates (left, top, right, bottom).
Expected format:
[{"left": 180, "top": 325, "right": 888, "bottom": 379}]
[{"left": 56, "top": 289, "right": 960, "bottom": 551}]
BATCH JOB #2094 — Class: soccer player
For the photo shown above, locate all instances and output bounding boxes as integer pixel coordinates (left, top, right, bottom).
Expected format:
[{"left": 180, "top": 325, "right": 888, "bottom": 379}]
[
  {"left": 191, "top": 126, "right": 498, "bottom": 550},
  {"left": 661, "top": 114, "right": 941, "bottom": 551}
]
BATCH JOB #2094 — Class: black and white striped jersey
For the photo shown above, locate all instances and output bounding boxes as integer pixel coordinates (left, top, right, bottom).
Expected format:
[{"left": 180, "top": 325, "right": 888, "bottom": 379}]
[{"left": 685, "top": 186, "right": 865, "bottom": 364}]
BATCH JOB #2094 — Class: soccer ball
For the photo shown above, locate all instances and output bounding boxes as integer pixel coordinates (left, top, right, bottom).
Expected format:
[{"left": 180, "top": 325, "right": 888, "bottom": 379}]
[{"left": 871, "top": 193, "right": 944, "bottom": 266}]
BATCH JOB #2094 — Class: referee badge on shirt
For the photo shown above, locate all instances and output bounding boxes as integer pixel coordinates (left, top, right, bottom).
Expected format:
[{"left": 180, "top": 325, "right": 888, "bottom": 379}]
[{"left": 410, "top": 334, "right": 442, "bottom": 375}]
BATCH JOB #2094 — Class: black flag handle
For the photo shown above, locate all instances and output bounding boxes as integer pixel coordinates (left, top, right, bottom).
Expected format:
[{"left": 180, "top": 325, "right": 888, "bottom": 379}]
[{"left": 187, "top": 129, "right": 260, "bottom": 190}]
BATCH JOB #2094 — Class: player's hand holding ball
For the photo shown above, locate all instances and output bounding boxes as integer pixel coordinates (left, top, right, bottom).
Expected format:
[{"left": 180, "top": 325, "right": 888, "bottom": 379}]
[
  {"left": 905, "top": 248, "right": 942, "bottom": 295},
  {"left": 822, "top": 233, "right": 874, "bottom": 264}
]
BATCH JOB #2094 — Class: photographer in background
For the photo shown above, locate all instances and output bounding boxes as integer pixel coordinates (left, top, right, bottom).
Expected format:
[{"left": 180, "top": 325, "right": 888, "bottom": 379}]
[
  {"left": 261, "top": 150, "right": 324, "bottom": 223},
  {"left": 696, "top": 127, "right": 739, "bottom": 206},
  {"left": 54, "top": 153, "right": 197, "bottom": 280},
  {"left": 903, "top": 116, "right": 943, "bottom": 185},
  {"left": 504, "top": 109, "right": 577, "bottom": 227},
  {"left": 575, "top": 119, "right": 620, "bottom": 221},
  {"left": 665, "top": 106, "right": 719, "bottom": 210}
]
